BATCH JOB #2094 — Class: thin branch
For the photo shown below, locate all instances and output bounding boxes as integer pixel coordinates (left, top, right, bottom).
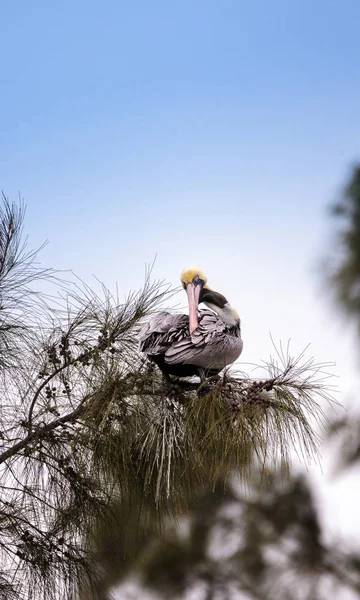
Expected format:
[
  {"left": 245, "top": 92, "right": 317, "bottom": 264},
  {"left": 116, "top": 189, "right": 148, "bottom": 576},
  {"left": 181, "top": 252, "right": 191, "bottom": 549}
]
[{"left": 0, "top": 398, "right": 89, "bottom": 466}]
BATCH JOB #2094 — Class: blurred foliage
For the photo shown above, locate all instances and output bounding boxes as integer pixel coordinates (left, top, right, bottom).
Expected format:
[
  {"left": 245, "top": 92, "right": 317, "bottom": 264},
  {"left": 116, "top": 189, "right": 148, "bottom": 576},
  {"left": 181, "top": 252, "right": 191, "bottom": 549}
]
[
  {"left": 328, "top": 164, "right": 360, "bottom": 327},
  {"left": 325, "top": 163, "right": 360, "bottom": 477},
  {"left": 327, "top": 416, "right": 360, "bottom": 474},
  {"left": 84, "top": 465, "right": 360, "bottom": 599},
  {"left": 108, "top": 471, "right": 360, "bottom": 600}
]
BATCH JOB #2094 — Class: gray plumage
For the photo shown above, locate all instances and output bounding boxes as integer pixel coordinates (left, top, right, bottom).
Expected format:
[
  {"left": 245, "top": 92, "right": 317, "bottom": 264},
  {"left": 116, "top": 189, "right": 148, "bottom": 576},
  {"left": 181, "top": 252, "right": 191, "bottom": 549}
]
[{"left": 139, "top": 309, "right": 243, "bottom": 376}]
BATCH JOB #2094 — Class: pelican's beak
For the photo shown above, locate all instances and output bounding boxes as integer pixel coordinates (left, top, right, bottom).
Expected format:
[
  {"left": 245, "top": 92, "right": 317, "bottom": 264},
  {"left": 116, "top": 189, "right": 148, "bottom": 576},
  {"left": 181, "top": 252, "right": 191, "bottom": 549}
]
[{"left": 185, "top": 275, "right": 203, "bottom": 335}]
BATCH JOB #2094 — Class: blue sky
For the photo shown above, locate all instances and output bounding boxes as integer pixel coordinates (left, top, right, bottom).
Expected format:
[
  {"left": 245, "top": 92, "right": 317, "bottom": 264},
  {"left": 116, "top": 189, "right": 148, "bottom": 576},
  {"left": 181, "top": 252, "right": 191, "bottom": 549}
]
[
  {"left": 1, "top": 0, "right": 359, "bottom": 334},
  {"left": 1, "top": 0, "right": 359, "bottom": 353},
  {"left": 1, "top": 0, "right": 360, "bottom": 365},
  {"left": 2, "top": 0, "right": 360, "bottom": 582},
  {"left": 2, "top": 2, "right": 359, "bottom": 261}
]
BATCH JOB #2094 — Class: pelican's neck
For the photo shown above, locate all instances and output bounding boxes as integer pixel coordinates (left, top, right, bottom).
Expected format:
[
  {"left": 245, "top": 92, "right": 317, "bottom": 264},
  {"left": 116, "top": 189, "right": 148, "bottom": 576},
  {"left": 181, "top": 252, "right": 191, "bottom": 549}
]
[
  {"left": 199, "top": 286, "right": 240, "bottom": 327},
  {"left": 204, "top": 301, "right": 240, "bottom": 327}
]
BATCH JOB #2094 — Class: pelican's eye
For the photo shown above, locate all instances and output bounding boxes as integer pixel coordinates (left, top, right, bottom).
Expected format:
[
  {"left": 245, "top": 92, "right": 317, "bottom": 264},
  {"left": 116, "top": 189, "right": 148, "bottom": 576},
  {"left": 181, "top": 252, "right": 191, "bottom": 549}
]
[{"left": 192, "top": 274, "right": 204, "bottom": 285}]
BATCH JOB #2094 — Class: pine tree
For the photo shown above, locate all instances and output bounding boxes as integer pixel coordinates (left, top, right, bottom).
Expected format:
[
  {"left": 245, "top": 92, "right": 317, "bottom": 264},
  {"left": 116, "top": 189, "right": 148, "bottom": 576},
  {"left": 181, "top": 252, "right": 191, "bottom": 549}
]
[{"left": 0, "top": 194, "right": 337, "bottom": 600}]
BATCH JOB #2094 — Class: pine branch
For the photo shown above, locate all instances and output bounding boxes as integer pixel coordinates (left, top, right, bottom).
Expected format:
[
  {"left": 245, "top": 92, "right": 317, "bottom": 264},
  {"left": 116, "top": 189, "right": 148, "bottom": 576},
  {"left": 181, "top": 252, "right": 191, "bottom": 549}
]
[{"left": 0, "top": 399, "right": 88, "bottom": 465}]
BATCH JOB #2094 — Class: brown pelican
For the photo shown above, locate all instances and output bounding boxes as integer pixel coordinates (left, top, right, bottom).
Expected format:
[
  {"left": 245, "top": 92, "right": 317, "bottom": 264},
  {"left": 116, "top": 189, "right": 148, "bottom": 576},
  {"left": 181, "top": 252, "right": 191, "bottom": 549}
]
[{"left": 139, "top": 267, "right": 243, "bottom": 383}]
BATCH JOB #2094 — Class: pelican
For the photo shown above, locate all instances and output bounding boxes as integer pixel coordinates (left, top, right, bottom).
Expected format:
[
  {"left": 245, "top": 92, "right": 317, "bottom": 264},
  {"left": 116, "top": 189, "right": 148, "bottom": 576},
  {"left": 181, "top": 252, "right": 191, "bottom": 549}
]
[{"left": 139, "top": 267, "right": 243, "bottom": 383}]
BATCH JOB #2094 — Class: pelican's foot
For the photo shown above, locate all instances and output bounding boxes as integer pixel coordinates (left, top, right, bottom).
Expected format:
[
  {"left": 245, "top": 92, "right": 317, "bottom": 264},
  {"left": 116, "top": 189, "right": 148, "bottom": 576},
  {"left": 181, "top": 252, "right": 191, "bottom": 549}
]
[{"left": 196, "top": 378, "right": 219, "bottom": 398}]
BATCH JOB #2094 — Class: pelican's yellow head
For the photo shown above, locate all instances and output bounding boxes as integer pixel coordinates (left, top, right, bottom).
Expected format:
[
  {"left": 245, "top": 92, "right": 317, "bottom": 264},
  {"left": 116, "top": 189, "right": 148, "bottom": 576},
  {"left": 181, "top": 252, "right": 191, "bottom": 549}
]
[
  {"left": 180, "top": 266, "right": 240, "bottom": 329},
  {"left": 180, "top": 266, "right": 208, "bottom": 289}
]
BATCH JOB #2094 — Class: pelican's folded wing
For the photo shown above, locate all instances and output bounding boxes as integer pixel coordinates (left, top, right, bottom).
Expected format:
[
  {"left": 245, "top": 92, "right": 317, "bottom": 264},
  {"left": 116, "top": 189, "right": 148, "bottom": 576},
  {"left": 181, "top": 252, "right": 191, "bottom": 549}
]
[
  {"left": 139, "top": 312, "right": 189, "bottom": 356},
  {"left": 164, "top": 310, "right": 226, "bottom": 365}
]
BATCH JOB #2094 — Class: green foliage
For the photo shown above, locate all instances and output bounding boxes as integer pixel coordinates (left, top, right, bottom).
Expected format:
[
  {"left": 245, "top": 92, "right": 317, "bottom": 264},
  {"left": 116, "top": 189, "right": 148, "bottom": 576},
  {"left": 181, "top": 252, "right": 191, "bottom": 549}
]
[
  {"left": 328, "top": 164, "right": 360, "bottom": 326},
  {"left": 0, "top": 194, "right": 55, "bottom": 369},
  {"left": 327, "top": 415, "right": 360, "bottom": 475}
]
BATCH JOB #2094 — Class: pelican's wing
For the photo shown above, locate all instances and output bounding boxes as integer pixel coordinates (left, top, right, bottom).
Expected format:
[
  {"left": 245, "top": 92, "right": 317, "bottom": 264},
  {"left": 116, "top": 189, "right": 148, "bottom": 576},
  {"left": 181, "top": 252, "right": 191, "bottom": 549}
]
[
  {"left": 164, "top": 310, "right": 227, "bottom": 365},
  {"left": 139, "top": 312, "right": 189, "bottom": 356}
]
